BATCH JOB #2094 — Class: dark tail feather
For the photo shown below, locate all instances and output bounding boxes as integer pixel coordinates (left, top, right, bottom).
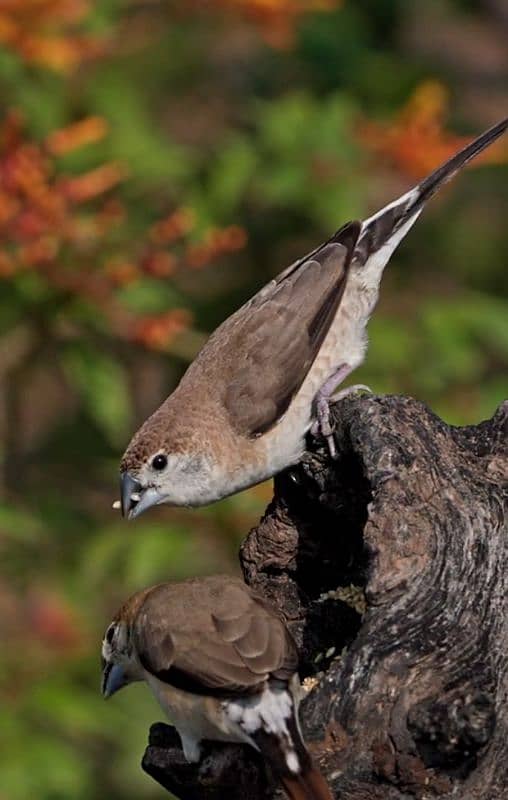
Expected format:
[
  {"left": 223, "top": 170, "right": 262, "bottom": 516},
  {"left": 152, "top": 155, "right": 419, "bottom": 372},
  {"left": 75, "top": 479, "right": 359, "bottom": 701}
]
[
  {"left": 251, "top": 705, "right": 334, "bottom": 800},
  {"left": 281, "top": 765, "right": 334, "bottom": 800},
  {"left": 416, "top": 116, "right": 508, "bottom": 208},
  {"left": 355, "top": 116, "right": 507, "bottom": 266}
]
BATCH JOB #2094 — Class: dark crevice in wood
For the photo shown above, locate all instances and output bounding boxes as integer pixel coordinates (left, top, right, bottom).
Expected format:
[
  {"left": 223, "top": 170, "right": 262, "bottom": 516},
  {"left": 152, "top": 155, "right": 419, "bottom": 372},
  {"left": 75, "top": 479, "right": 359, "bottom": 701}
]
[{"left": 142, "top": 394, "right": 508, "bottom": 800}]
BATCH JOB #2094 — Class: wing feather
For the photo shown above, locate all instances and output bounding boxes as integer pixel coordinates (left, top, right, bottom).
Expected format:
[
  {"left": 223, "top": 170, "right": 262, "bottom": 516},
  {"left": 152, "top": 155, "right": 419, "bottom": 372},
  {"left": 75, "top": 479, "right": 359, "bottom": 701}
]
[
  {"left": 183, "top": 221, "right": 361, "bottom": 437},
  {"left": 133, "top": 577, "right": 297, "bottom": 696}
]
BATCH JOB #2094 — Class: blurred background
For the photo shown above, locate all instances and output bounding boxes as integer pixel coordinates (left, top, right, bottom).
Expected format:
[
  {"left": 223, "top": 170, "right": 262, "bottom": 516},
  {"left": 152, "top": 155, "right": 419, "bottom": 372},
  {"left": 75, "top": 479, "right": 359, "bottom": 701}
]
[{"left": 0, "top": 1, "right": 507, "bottom": 798}]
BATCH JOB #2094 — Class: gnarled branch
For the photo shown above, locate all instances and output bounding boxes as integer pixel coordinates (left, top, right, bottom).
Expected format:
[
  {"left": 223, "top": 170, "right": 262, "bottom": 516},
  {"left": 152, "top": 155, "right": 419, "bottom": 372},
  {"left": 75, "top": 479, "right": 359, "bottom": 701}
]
[{"left": 143, "top": 395, "right": 508, "bottom": 800}]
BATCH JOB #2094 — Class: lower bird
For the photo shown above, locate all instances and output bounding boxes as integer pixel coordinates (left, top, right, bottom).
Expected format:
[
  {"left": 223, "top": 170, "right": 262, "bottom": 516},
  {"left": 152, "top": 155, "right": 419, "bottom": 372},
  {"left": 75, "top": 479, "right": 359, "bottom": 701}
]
[
  {"left": 119, "top": 117, "right": 507, "bottom": 518},
  {"left": 101, "top": 575, "right": 333, "bottom": 800}
]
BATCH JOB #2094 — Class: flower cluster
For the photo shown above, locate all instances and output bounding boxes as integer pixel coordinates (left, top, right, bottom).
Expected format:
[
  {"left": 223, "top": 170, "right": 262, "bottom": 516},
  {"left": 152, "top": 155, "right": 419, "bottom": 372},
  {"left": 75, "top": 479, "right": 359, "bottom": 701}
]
[
  {"left": 359, "top": 81, "right": 508, "bottom": 180},
  {"left": 0, "top": 0, "right": 105, "bottom": 72},
  {"left": 196, "top": 0, "right": 341, "bottom": 48},
  {"left": 0, "top": 112, "right": 247, "bottom": 350}
]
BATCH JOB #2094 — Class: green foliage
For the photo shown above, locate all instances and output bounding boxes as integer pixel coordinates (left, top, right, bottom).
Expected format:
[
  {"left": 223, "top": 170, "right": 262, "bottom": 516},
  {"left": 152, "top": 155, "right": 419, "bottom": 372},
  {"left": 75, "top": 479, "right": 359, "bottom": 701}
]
[
  {"left": 253, "top": 92, "right": 366, "bottom": 225},
  {"left": 89, "top": 69, "right": 196, "bottom": 185},
  {"left": 118, "top": 281, "right": 181, "bottom": 314},
  {"left": 361, "top": 290, "right": 508, "bottom": 423},
  {"left": 62, "top": 346, "right": 133, "bottom": 447}
]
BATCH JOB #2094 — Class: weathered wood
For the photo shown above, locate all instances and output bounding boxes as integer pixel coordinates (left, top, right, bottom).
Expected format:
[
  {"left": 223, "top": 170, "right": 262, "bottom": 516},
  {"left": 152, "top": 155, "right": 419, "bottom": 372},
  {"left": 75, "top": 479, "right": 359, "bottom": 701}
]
[{"left": 143, "top": 395, "right": 508, "bottom": 800}]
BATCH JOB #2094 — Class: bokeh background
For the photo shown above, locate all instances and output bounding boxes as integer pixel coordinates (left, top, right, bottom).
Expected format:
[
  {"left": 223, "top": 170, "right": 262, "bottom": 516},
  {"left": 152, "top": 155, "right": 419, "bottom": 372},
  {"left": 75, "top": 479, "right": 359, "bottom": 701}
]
[{"left": 0, "top": 1, "right": 507, "bottom": 798}]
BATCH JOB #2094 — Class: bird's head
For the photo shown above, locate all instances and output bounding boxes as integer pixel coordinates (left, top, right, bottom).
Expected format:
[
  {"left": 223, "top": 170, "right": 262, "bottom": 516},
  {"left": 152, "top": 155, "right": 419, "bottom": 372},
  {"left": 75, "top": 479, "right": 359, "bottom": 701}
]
[
  {"left": 101, "top": 612, "right": 143, "bottom": 699},
  {"left": 119, "top": 410, "right": 219, "bottom": 518}
]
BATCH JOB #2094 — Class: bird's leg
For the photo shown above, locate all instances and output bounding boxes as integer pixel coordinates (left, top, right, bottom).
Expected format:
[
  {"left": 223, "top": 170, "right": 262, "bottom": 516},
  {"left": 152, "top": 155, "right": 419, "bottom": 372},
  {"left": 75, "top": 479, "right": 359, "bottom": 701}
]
[
  {"left": 311, "top": 364, "right": 352, "bottom": 458},
  {"left": 312, "top": 364, "right": 371, "bottom": 459}
]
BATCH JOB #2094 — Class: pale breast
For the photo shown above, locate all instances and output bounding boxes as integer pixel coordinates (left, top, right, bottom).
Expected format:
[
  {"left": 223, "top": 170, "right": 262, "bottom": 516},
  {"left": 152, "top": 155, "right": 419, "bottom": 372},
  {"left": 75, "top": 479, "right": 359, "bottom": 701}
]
[
  {"left": 145, "top": 673, "right": 252, "bottom": 747},
  {"left": 254, "top": 274, "right": 376, "bottom": 472}
]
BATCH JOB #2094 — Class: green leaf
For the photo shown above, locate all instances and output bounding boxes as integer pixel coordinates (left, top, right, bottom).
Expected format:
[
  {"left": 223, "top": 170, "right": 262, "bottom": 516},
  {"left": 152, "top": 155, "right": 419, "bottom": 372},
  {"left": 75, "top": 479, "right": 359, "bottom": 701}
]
[
  {"left": 117, "top": 280, "right": 180, "bottom": 314},
  {"left": 0, "top": 504, "right": 47, "bottom": 543},
  {"left": 62, "top": 345, "right": 132, "bottom": 446},
  {"left": 205, "top": 136, "right": 258, "bottom": 218}
]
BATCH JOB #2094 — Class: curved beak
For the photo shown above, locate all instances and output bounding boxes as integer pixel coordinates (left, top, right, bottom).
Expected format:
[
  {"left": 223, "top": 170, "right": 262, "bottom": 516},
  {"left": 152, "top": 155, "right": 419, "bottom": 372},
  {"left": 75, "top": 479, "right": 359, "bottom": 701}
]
[
  {"left": 102, "top": 662, "right": 128, "bottom": 698},
  {"left": 120, "top": 472, "right": 165, "bottom": 520}
]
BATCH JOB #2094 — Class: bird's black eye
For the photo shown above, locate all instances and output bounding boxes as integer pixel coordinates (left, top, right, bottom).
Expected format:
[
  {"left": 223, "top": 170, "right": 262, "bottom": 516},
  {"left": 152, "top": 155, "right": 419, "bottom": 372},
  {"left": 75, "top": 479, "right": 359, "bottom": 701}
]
[
  {"left": 106, "top": 625, "right": 115, "bottom": 644},
  {"left": 152, "top": 453, "right": 167, "bottom": 471}
]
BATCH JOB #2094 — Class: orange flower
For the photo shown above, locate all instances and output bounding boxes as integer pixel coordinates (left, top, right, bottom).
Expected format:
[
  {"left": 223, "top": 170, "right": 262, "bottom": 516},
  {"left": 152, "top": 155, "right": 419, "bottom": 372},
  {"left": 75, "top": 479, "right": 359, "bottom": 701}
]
[
  {"left": 60, "top": 162, "right": 127, "bottom": 202},
  {"left": 132, "top": 309, "right": 193, "bottom": 351},
  {"left": 186, "top": 242, "right": 213, "bottom": 270},
  {"left": 46, "top": 116, "right": 109, "bottom": 156},
  {"left": 0, "top": 113, "right": 246, "bottom": 344},
  {"left": 186, "top": 224, "right": 247, "bottom": 268},
  {"left": 359, "top": 81, "right": 508, "bottom": 180},
  {"left": 217, "top": 0, "right": 340, "bottom": 48},
  {"left": 218, "top": 224, "right": 248, "bottom": 251},
  {"left": 149, "top": 208, "right": 195, "bottom": 244},
  {"left": 0, "top": 190, "right": 20, "bottom": 227},
  {"left": 141, "top": 251, "right": 178, "bottom": 279},
  {"left": 0, "top": 0, "right": 106, "bottom": 72},
  {"left": 106, "top": 260, "right": 140, "bottom": 288},
  {"left": 18, "top": 236, "right": 59, "bottom": 266}
]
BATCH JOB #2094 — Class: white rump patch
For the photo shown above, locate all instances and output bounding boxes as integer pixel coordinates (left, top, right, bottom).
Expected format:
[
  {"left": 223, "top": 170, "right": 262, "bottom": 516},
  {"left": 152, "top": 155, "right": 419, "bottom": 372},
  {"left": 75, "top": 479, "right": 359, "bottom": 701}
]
[
  {"left": 286, "top": 750, "right": 300, "bottom": 773},
  {"left": 225, "top": 685, "right": 304, "bottom": 776},
  {"left": 225, "top": 684, "right": 293, "bottom": 737}
]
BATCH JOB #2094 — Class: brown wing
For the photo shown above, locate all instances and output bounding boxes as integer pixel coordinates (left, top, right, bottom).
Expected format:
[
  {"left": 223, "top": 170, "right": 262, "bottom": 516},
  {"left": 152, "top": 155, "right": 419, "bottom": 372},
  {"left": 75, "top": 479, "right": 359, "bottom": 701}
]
[
  {"left": 225, "top": 220, "right": 361, "bottom": 436},
  {"left": 184, "top": 220, "right": 361, "bottom": 437},
  {"left": 132, "top": 576, "right": 297, "bottom": 696}
]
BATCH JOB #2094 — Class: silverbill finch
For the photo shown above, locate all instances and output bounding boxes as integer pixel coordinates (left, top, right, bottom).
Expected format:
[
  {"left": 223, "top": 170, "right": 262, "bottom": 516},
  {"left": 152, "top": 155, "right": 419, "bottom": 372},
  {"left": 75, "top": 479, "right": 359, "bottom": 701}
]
[
  {"left": 119, "top": 117, "right": 508, "bottom": 518},
  {"left": 101, "top": 575, "right": 333, "bottom": 800}
]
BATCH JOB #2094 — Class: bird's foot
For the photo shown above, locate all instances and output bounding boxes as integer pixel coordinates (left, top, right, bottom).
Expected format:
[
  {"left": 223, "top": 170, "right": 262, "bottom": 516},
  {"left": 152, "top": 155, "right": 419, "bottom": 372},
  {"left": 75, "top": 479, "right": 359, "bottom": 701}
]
[
  {"left": 330, "top": 383, "right": 372, "bottom": 403},
  {"left": 312, "top": 394, "right": 338, "bottom": 459},
  {"left": 311, "top": 367, "right": 371, "bottom": 459},
  {"left": 310, "top": 364, "right": 351, "bottom": 459}
]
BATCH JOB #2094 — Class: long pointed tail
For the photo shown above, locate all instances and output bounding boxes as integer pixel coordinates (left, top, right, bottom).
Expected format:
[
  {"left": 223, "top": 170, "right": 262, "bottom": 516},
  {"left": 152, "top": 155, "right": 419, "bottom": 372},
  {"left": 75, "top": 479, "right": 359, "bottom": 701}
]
[
  {"left": 281, "top": 765, "right": 334, "bottom": 800},
  {"left": 416, "top": 116, "right": 508, "bottom": 207},
  {"left": 248, "top": 689, "right": 334, "bottom": 800},
  {"left": 354, "top": 116, "right": 508, "bottom": 271},
  {"left": 256, "top": 723, "right": 334, "bottom": 800}
]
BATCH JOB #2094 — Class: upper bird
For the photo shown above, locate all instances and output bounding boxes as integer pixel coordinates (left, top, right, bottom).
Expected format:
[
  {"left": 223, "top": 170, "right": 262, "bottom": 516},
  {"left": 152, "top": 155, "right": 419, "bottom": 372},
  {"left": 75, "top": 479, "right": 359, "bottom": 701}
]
[
  {"left": 120, "top": 117, "right": 508, "bottom": 519},
  {"left": 101, "top": 575, "right": 333, "bottom": 800}
]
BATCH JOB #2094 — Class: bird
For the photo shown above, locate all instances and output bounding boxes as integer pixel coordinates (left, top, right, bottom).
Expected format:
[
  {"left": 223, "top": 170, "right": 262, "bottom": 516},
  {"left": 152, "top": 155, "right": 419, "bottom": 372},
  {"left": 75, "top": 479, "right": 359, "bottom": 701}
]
[
  {"left": 101, "top": 575, "right": 333, "bottom": 800},
  {"left": 119, "top": 117, "right": 508, "bottom": 518}
]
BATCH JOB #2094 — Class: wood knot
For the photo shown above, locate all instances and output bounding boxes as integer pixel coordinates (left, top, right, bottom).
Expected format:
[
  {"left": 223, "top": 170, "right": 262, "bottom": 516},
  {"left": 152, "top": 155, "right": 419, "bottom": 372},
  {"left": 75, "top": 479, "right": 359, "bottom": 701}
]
[{"left": 407, "top": 690, "right": 496, "bottom": 777}]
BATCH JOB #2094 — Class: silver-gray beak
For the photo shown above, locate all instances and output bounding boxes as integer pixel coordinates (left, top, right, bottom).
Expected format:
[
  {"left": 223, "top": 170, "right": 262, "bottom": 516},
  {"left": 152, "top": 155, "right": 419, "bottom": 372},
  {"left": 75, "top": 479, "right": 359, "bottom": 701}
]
[
  {"left": 120, "top": 472, "right": 143, "bottom": 519},
  {"left": 120, "top": 472, "right": 166, "bottom": 520},
  {"left": 102, "top": 662, "right": 127, "bottom": 698}
]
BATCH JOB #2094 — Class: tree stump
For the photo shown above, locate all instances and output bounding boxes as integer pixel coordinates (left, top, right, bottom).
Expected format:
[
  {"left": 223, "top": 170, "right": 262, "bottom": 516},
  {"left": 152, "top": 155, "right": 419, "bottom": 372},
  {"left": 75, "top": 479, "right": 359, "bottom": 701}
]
[{"left": 143, "top": 394, "right": 508, "bottom": 800}]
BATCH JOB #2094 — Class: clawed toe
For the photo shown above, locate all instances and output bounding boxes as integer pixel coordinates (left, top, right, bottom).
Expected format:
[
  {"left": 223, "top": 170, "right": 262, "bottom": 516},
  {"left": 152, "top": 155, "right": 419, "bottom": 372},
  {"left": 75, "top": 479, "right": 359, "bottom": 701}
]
[
  {"left": 331, "top": 383, "right": 372, "bottom": 403},
  {"left": 311, "top": 404, "right": 338, "bottom": 459},
  {"left": 325, "top": 433, "right": 337, "bottom": 459},
  {"left": 311, "top": 364, "right": 364, "bottom": 460}
]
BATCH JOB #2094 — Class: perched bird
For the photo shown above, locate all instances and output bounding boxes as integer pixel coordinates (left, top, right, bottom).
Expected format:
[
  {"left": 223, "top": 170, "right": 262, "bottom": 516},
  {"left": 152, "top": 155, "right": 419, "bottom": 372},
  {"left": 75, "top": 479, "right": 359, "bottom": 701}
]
[
  {"left": 101, "top": 575, "right": 332, "bottom": 800},
  {"left": 119, "top": 117, "right": 508, "bottom": 518}
]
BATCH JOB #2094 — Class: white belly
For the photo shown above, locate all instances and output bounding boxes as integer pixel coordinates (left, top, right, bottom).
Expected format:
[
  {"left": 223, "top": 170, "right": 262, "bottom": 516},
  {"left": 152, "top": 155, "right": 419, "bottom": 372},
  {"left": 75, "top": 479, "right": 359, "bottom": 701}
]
[
  {"left": 261, "top": 273, "right": 376, "bottom": 471},
  {"left": 145, "top": 673, "right": 253, "bottom": 761}
]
